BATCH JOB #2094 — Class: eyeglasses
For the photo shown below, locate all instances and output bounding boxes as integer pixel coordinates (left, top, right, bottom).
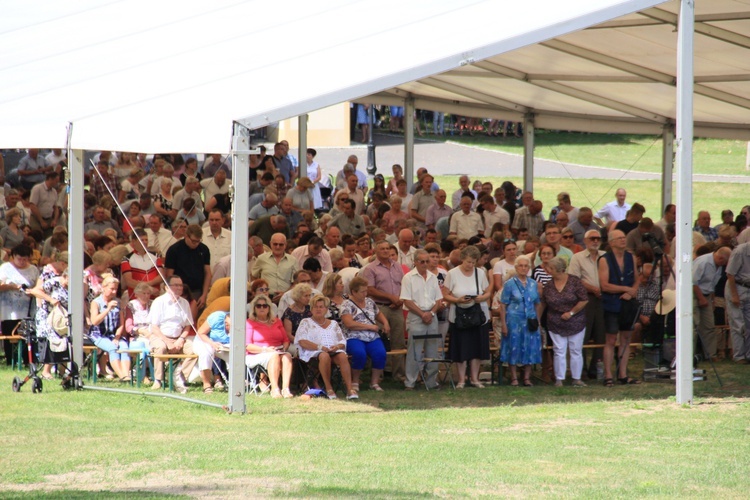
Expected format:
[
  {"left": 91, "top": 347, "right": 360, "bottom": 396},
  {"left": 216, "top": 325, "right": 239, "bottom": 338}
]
[
  {"left": 169, "top": 283, "right": 184, "bottom": 288},
  {"left": 271, "top": 243, "right": 285, "bottom": 247},
  {"left": 257, "top": 287, "right": 270, "bottom": 292},
  {"left": 417, "top": 259, "right": 429, "bottom": 264},
  {"left": 187, "top": 236, "right": 201, "bottom": 244},
  {"left": 587, "top": 237, "right": 601, "bottom": 241},
  {"left": 255, "top": 303, "right": 269, "bottom": 309}
]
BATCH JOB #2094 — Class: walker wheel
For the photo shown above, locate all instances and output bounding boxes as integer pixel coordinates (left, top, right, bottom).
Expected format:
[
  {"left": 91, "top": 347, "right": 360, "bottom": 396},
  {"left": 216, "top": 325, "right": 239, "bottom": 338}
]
[
  {"left": 12, "top": 377, "right": 21, "bottom": 392},
  {"left": 74, "top": 377, "right": 83, "bottom": 391},
  {"left": 32, "top": 377, "right": 43, "bottom": 394}
]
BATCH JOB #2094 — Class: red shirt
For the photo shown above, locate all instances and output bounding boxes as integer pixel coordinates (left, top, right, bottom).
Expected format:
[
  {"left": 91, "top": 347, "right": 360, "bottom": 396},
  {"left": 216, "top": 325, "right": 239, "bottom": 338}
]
[{"left": 245, "top": 318, "right": 287, "bottom": 349}]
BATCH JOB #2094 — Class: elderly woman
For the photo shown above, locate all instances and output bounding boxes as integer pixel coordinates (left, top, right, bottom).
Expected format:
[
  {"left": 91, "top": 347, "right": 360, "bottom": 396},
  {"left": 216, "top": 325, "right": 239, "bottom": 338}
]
[
  {"left": 492, "top": 240, "right": 520, "bottom": 291},
  {"left": 30, "top": 251, "right": 68, "bottom": 379},
  {"left": 295, "top": 295, "right": 356, "bottom": 400},
  {"left": 498, "top": 256, "right": 542, "bottom": 386},
  {"left": 341, "top": 276, "right": 389, "bottom": 393},
  {"left": 282, "top": 283, "right": 312, "bottom": 350},
  {"left": 0, "top": 245, "right": 40, "bottom": 366},
  {"left": 153, "top": 174, "right": 177, "bottom": 229},
  {"left": 561, "top": 227, "right": 583, "bottom": 254},
  {"left": 84, "top": 250, "right": 113, "bottom": 306},
  {"left": 0, "top": 208, "right": 25, "bottom": 252},
  {"left": 533, "top": 244, "right": 556, "bottom": 288},
  {"left": 543, "top": 257, "right": 589, "bottom": 387},
  {"left": 287, "top": 177, "right": 315, "bottom": 212},
  {"left": 443, "top": 245, "right": 492, "bottom": 389},
  {"left": 194, "top": 311, "right": 231, "bottom": 393},
  {"left": 382, "top": 195, "right": 409, "bottom": 234},
  {"left": 321, "top": 273, "right": 346, "bottom": 323},
  {"left": 124, "top": 282, "right": 154, "bottom": 383},
  {"left": 246, "top": 294, "right": 294, "bottom": 399},
  {"left": 89, "top": 275, "right": 131, "bottom": 381}
]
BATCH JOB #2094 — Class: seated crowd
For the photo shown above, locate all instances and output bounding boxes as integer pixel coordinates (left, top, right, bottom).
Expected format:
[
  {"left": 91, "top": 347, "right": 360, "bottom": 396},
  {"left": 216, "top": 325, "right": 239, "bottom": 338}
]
[{"left": 1, "top": 146, "right": 746, "bottom": 399}]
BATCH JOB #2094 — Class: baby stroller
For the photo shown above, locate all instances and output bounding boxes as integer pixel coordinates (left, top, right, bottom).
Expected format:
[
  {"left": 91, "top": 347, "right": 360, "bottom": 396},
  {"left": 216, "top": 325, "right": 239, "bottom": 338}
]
[{"left": 11, "top": 317, "right": 83, "bottom": 393}]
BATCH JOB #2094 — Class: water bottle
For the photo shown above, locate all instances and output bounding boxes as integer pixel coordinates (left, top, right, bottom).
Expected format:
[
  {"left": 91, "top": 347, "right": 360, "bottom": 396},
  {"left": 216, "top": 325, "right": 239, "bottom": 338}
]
[{"left": 596, "top": 360, "right": 604, "bottom": 380}]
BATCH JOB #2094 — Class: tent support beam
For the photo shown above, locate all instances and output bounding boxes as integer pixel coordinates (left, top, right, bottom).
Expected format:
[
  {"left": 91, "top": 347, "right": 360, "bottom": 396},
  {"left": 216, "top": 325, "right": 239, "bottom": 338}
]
[
  {"left": 662, "top": 125, "right": 674, "bottom": 209},
  {"left": 675, "top": 0, "right": 695, "bottom": 405},
  {"left": 67, "top": 146, "right": 85, "bottom": 369},
  {"left": 420, "top": 77, "right": 527, "bottom": 113},
  {"left": 228, "top": 123, "right": 250, "bottom": 414},
  {"left": 523, "top": 114, "right": 535, "bottom": 193},
  {"left": 404, "top": 97, "right": 415, "bottom": 192},
  {"left": 298, "top": 114, "right": 308, "bottom": 178}
]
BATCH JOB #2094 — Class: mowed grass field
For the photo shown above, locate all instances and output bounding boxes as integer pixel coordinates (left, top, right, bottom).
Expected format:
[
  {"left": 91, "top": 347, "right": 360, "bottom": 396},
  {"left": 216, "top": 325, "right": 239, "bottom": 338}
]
[{"left": 2, "top": 359, "right": 750, "bottom": 498}]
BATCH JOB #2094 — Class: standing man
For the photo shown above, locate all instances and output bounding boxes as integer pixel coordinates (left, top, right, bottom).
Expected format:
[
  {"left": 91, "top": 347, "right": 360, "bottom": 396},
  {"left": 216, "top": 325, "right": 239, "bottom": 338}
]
[
  {"left": 512, "top": 199, "right": 545, "bottom": 237},
  {"left": 363, "top": 240, "right": 406, "bottom": 382},
  {"left": 724, "top": 243, "right": 750, "bottom": 363},
  {"left": 291, "top": 236, "right": 333, "bottom": 273},
  {"left": 425, "top": 189, "right": 452, "bottom": 231},
  {"left": 396, "top": 229, "right": 417, "bottom": 268},
  {"left": 569, "top": 207, "right": 599, "bottom": 246},
  {"left": 451, "top": 175, "right": 476, "bottom": 209},
  {"left": 401, "top": 249, "right": 443, "bottom": 390},
  {"left": 329, "top": 199, "right": 365, "bottom": 236},
  {"left": 568, "top": 229, "right": 606, "bottom": 379},
  {"left": 17, "top": 149, "right": 51, "bottom": 192},
  {"left": 28, "top": 172, "right": 60, "bottom": 238},
  {"left": 164, "top": 224, "right": 212, "bottom": 309},
  {"left": 409, "top": 174, "right": 435, "bottom": 232},
  {"left": 694, "top": 211, "right": 718, "bottom": 242},
  {"left": 145, "top": 214, "right": 174, "bottom": 257},
  {"left": 594, "top": 188, "right": 630, "bottom": 227},
  {"left": 598, "top": 229, "right": 641, "bottom": 386},
  {"left": 449, "top": 195, "right": 484, "bottom": 240},
  {"left": 479, "top": 194, "right": 510, "bottom": 233},
  {"left": 202, "top": 209, "right": 231, "bottom": 271},
  {"left": 693, "top": 247, "right": 732, "bottom": 360},
  {"left": 248, "top": 214, "right": 290, "bottom": 246},
  {"left": 148, "top": 275, "right": 197, "bottom": 392},
  {"left": 272, "top": 143, "right": 295, "bottom": 185},
  {"left": 536, "top": 223, "right": 573, "bottom": 265},
  {"left": 251, "top": 233, "right": 298, "bottom": 298}
]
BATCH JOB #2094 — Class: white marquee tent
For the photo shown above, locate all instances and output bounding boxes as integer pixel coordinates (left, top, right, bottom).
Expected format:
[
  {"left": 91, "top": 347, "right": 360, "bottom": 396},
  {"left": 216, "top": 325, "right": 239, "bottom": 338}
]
[{"left": 2, "top": 0, "right": 744, "bottom": 411}]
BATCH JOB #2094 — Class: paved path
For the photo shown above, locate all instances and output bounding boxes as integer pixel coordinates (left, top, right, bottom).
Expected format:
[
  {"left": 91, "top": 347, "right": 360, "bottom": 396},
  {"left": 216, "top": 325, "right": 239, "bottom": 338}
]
[{"left": 314, "top": 134, "right": 750, "bottom": 183}]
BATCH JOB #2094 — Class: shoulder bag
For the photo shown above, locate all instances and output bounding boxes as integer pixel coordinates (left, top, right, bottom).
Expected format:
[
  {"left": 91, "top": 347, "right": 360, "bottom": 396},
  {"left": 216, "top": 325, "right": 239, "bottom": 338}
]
[
  {"left": 350, "top": 299, "right": 390, "bottom": 351},
  {"left": 454, "top": 269, "right": 485, "bottom": 329}
]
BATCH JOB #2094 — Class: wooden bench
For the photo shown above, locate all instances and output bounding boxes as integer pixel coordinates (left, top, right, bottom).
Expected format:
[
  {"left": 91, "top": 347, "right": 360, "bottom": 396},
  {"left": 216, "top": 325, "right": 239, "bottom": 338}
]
[
  {"left": 151, "top": 354, "right": 198, "bottom": 392},
  {"left": 0, "top": 335, "right": 24, "bottom": 370},
  {"left": 116, "top": 349, "right": 151, "bottom": 388}
]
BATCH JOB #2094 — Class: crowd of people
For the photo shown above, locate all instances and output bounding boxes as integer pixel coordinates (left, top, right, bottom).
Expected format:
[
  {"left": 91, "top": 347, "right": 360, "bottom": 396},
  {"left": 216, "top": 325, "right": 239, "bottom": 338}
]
[{"left": 1, "top": 144, "right": 747, "bottom": 399}]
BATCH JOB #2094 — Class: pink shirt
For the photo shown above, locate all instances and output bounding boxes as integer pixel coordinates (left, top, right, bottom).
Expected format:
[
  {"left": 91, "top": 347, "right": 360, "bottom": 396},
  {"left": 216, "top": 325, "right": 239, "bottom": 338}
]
[{"left": 245, "top": 318, "right": 287, "bottom": 348}]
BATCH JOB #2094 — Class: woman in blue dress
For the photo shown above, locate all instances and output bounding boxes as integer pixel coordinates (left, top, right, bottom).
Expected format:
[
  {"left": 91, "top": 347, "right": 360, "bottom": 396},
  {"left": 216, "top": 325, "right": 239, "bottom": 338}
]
[{"left": 498, "top": 256, "right": 543, "bottom": 386}]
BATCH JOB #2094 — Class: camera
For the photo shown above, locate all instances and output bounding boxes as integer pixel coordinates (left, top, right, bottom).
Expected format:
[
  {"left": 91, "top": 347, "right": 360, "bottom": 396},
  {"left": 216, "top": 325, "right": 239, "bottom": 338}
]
[
  {"left": 20, "top": 284, "right": 28, "bottom": 291},
  {"left": 642, "top": 232, "right": 664, "bottom": 256}
]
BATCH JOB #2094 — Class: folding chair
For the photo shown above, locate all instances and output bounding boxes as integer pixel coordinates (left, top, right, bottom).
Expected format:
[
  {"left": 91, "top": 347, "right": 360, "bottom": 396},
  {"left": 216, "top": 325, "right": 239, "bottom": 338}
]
[
  {"left": 421, "top": 330, "right": 455, "bottom": 391},
  {"left": 296, "top": 356, "right": 343, "bottom": 395},
  {"left": 246, "top": 364, "right": 270, "bottom": 396}
]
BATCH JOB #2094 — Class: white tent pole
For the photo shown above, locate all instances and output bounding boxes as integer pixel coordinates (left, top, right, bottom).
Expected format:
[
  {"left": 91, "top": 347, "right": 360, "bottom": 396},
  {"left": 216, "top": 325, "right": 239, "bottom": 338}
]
[
  {"left": 523, "top": 114, "right": 535, "bottom": 193},
  {"left": 662, "top": 125, "right": 675, "bottom": 210},
  {"left": 298, "top": 114, "right": 308, "bottom": 179},
  {"left": 675, "top": 0, "right": 695, "bottom": 405},
  {"left": 228, "top": 123, "right": 250, "bottom": 414},
  {"left": 67, "top": 144, "right": 85, "bottom": 369},
  {"left": 404, "top": 97, "right": 415, "bottom": 191}
]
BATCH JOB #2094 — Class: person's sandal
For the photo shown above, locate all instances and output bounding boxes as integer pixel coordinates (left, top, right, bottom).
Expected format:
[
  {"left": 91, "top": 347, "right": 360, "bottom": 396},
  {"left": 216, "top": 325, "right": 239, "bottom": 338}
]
[
  {"left": 203, "top": 386, "right": 214, "bottom": 394},
  {"left": 351, "top": 383, "right": 360, "bottom": 392},
  {"left": 281, "top": 388, "right": 294, "bottom": 399},
  {"left": 604, "top": 378, "right": 614, "bottom": 387},
  {"left": 271, "top": 388, "right": 282, "bottom": 399},
  {"left": 618, "top": 377, "right": 641, "bottom": 385},
  {"left": 523, "top": 379, "right": 533, "bottom": 387},
  {"left": 510, "top": 378, "right": 519, "bottom": 386},
  {"left": 327, "top": 391, "right": 337, "bottom": 400},
  {"left": 370, "top": 384, "right": 384, "bottom": 392}
]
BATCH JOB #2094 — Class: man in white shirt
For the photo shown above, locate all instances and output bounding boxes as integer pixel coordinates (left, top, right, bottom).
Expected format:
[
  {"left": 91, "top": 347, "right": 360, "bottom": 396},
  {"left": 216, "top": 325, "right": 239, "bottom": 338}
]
[
  {"left": 451, "top": 175, "right": 477, "bottom": 209},
  {"left": 148, "top": 275, "right": 197, "bottom": 392},
  {"left": 146, "top": 214, "right": 174, "bottom": 257},
  {"left": 291, "top": 236, "right": 333, "bottom": 272},
  {"left": 594, "top": 188, "right": 630, "bottom": 226},
  {"left": 478, "top": 194, "right": 510, "bottom": 233},
  {"left": 173, "top": 176, "right": 204, "bottom": 214},
  {"left": 202, "top": 209, "right": 231, "bottom": 271},
  {"left": 400, "top": 249, "right": 443, "bottom": 390},
  {"left": 397, "top": 229, "right": 417, "bottom": 268},
  {"left": 200, "top": 168, "right": 231, "bottom": 203},
  {"left": 449, "top": 195, "right": 483, "bottom": 240}
]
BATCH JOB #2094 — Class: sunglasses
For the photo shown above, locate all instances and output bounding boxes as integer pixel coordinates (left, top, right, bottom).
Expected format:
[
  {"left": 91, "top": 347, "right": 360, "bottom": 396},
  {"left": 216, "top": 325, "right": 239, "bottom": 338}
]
[
  {"left": 588, "top": 237, "right": 602, "bottom": 241},
  {"left": 562, "top": 235, "right": 574, "bottom": 239},
  {"left": 416, "top": 259, "right": 429, "bottom": 264},
  {"left": 255, "top": 303, "right": 269, "bottom": 309},
  {"left": 257, "top": 287, "right": 270, "bottom": 292}
]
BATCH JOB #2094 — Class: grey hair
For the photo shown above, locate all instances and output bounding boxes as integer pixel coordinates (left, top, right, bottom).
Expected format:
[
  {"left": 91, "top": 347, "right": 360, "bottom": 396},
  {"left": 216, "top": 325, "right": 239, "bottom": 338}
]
[
  {"left": 459, "top": 245, "right": 481, "bottom": 262},
  {"left": 547, "top": 256, "right": 567, "bottom": 274}
]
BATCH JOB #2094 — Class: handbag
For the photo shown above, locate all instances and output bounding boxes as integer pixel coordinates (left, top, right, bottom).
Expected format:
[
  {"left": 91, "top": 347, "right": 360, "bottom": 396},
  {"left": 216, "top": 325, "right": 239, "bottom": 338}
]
[
  {"left": 350, "top": 299, "right": 390, "bottom": 351},
  {"left": 513, "top": 278, "right": 540, "bottom": 332},
  {"left": 47, "top": 303, "right": 69, "bottom": 336},
  {"left": 454, "top": 269, "right": 485, "bottom": 329}
]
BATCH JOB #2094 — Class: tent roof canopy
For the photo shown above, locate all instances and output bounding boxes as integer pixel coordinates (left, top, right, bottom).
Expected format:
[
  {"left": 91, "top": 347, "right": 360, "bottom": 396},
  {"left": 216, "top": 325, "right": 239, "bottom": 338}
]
[
  {"left": 1, "top": 0, "right": 748, "bottom": 152},
  {"left": 361, "top": 0, "right": 750, "bottom": 140}
]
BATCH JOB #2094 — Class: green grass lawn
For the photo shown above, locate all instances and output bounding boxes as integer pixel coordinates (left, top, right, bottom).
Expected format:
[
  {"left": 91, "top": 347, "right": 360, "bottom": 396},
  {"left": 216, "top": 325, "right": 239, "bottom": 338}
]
[
  {"left": 426, "top": 130, "right": 749, "bottom": 176},
  {"left": 2, "top": 359, "right": 750, "bottom": 498}
]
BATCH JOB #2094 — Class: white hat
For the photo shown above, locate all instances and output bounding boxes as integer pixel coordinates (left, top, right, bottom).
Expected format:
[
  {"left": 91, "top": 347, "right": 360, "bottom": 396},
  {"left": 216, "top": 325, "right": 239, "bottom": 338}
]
[{"left": 655, "top": 289, "right": 676, "bottom": 315}]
